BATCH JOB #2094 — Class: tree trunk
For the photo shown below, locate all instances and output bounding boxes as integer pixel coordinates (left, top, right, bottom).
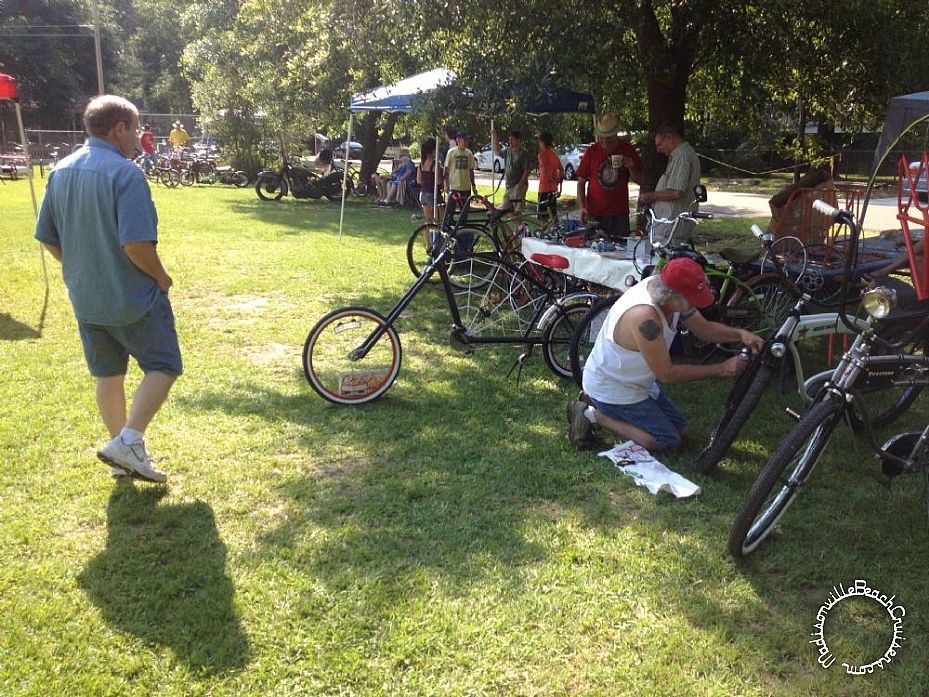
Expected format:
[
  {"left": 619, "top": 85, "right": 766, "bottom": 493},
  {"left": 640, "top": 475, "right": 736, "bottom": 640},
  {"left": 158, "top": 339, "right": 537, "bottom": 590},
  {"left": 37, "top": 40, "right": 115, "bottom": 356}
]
[
  {"left": 357, "top": 111, "right": 398, "bottom": 187},
  {"left": 632, "top": 3, "right": 701, "bottom": 191}
]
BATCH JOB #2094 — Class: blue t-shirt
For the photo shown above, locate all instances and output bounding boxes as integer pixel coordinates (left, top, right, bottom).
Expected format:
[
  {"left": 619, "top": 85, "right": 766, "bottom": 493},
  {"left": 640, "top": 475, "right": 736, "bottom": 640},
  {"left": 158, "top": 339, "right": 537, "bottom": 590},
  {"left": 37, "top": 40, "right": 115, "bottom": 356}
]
[
  {"left": 392, "top": 160, "right": 416, "bottom": 182},
  {"left": 35, "top": 137, "right": 161, "bottom": 325}
]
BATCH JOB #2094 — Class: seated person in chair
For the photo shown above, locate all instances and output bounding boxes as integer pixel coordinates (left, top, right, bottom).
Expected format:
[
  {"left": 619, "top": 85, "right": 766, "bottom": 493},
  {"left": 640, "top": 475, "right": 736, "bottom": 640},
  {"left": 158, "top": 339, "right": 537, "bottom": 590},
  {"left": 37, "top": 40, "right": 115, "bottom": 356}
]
[
  {"left": 378, "top": 151, "right": 416, "bottom": 206},
  {"left": 314, "top": 148, "right": 334, "bottom": 175}
]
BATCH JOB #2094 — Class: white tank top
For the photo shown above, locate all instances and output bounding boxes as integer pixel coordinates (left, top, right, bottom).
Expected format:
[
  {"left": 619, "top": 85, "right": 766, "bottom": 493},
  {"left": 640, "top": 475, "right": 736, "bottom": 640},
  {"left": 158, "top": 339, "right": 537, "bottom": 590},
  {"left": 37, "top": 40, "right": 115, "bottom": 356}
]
[{"left": 582, "top": 276, "right": 677, "bottom": 405}]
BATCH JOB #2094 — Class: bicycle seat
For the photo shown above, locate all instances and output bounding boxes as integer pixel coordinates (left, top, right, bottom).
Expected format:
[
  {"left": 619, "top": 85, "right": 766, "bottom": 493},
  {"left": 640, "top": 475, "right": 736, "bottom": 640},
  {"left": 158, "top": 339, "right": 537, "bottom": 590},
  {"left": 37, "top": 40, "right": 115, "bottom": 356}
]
[
  {"left": 530, "top": 253, "right": 570, "bottom": 270},
  {"left": 667, "top": 247, "right": 709, "bottom": 267},
  {"left": 718, "top": 246, "right": 761, "bottom": 265}
]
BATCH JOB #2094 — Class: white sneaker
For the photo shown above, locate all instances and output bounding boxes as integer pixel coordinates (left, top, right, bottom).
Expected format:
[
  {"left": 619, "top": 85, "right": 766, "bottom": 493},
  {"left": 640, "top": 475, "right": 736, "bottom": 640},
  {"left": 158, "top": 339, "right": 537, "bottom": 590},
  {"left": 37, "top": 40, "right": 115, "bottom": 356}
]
[{"left": 97, "top": 436, "right": 167, "bottom": 483}]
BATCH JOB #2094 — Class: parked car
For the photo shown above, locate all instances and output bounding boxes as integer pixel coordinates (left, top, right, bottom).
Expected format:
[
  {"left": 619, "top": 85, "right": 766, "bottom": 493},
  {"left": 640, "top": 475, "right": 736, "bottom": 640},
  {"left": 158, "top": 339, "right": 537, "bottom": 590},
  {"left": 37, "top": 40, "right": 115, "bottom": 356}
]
[
  {"left": 333, "top": 141, "right": 363, "bottom": 159},
  {"left": 475, "top": 143, "right": 505, "bottom": 173},
  {"left": 557, "top": 144, "right": 588, "bottom": 180},
  {"left": 902, "top": 159, "right": 928, "bottom": 202}
]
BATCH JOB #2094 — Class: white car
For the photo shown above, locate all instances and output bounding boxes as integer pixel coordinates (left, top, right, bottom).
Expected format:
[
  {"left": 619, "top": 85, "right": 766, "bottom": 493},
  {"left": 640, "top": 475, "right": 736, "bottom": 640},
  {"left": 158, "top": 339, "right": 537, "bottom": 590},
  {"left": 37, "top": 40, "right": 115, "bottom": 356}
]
[
  {"left": 475, "top": 143, "right": 505, "bottom": 173},
  {"left": 557, "top": 144, "right": 588, "bottom": 181}
]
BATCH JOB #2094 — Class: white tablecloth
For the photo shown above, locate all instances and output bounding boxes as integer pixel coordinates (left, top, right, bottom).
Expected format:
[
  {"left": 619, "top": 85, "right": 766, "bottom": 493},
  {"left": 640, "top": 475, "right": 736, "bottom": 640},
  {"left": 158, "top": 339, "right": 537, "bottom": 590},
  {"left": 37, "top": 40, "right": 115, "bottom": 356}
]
[{"left": 521, "top": 237, "right": 650, "bottom": 290}]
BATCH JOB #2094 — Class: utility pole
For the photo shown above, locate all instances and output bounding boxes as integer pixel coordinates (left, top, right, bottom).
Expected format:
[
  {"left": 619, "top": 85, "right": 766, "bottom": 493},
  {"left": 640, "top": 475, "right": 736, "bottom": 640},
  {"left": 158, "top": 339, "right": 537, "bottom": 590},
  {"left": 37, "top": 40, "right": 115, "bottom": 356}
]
[{"left": 92, "top": 0, "right": 104, "bottom": 94}]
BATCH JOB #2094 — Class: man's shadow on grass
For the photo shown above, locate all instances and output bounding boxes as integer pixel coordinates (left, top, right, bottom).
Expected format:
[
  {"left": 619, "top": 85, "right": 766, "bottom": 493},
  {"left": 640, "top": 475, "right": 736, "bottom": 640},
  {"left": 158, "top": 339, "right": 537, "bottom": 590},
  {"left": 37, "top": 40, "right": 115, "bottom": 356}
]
[
  {"left": 77, "top": 480, "right": 249, "bottom": 674},
  {"left": 0, "top": 311, "right": 41, "bottom": 340}
]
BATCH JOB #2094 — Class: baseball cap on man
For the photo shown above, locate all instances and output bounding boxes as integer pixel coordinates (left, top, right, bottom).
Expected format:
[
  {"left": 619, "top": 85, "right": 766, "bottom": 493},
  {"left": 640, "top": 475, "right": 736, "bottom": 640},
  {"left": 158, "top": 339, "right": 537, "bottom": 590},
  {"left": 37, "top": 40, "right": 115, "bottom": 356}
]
[
  {"left": 455, "top": 130, "right": 470, "bottom": 140},
  {"left": 660, "top": 257, "right": 714, "bottom": 308},
  {"left": 594, "top": 113, "right": 621, "bottom": 138}
]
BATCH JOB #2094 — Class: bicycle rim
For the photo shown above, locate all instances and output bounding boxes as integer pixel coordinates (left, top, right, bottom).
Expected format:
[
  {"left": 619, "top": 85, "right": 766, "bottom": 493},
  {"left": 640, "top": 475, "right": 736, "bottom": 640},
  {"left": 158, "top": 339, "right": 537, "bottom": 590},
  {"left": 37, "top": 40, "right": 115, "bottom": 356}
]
[
  {"left": 542, "top": 303, "right": 592, "bottom": 379},
  {"left": 303, "top": 307, "right": 402, "bottom": 405},
  {"left": 406, "top": 224, "right": 442, "bottom": 281},
  {"left": 695, "top": 359, "right": 778, "bottom": 473},
  {"left": 727, "top": 397, "right": 842, "bottom": 556}
]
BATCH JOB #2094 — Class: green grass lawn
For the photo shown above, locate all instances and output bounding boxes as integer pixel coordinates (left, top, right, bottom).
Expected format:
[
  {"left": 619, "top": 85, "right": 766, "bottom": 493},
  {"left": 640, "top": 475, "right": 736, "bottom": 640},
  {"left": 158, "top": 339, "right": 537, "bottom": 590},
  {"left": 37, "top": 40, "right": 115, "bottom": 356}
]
[{"left": 1, "top": 176, "right": 927, "bottom": 696}]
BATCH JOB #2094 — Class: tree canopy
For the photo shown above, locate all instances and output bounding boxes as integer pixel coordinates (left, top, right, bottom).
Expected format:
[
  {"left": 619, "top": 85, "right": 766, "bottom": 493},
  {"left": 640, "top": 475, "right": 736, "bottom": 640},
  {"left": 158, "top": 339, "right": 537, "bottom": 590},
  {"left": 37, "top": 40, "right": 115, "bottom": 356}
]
[{"left": 2, "top": 0, "right": 927, "bottom": 179}]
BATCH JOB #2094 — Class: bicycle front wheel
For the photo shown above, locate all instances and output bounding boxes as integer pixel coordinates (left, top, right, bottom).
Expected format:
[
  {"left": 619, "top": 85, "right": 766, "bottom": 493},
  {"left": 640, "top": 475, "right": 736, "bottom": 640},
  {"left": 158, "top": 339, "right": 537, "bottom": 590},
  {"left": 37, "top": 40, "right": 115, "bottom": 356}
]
[
  {"left": 303, "top": 307, "right": 402, "bottom": 405},
  {"left": 159, "top": 169, "right": 180, "bottom": 188},
  {"left": 542, "top": 301, "right": 594, "bottom": 379},
  {"left": 727, "top": 396, "right": 844, "bottom": 557},
  {"left": 695, "top": 358, "right": 779, "bottom": 473}
]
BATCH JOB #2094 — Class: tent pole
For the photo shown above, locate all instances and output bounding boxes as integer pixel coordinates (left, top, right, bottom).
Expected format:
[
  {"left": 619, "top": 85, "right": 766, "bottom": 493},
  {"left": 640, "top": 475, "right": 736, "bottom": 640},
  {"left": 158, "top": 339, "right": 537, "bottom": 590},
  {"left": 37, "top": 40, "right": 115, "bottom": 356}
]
[
  {"left": 339, "top": 114, "right": 353, "bottom": 242},
  {"left": 490, "top": 117, "right": 496, "bottom": 201},
  {"left": 15, "top": 100, "right": 48, "bottom": 290}
]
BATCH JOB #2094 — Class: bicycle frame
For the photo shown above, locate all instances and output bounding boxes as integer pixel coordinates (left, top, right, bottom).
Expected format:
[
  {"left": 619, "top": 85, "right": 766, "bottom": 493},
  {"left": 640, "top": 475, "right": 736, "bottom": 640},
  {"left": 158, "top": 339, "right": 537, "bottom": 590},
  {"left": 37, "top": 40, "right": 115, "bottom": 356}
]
[
  {"left": 773, "top": 309, "right": 871, "bottom": 402},
  {"left": 348, "top": 228, "right": 596, "bottom": 368}
]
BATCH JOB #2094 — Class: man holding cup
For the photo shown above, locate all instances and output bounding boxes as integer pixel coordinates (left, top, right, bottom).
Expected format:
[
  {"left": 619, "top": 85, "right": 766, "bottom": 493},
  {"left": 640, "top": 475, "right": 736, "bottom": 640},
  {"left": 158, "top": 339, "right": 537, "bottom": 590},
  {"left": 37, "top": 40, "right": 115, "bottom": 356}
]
[{"left": 577, "top": 113, "right": 644, "bottom": 242}]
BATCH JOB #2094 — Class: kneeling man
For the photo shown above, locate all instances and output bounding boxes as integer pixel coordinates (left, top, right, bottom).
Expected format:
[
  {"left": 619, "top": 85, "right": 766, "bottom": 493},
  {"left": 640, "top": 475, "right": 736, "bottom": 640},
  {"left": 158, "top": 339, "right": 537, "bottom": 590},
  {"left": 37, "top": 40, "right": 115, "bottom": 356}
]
[{"left": 569, "top": 258, "right": 764, "bottom": 451}]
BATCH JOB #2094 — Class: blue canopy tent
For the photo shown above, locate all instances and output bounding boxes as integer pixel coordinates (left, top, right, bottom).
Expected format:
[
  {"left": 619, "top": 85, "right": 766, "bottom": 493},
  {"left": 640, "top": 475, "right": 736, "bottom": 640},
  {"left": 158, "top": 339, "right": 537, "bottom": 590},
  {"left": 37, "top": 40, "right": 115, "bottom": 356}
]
[
  {"left": 338, "top": 69, "right": 457, "bottom": 237},
  {"left": 338, "top": 69, "right": 596, "bottom": 237},
  {"left": 522, "top": 87, "right": 596, "bottom": 117}
]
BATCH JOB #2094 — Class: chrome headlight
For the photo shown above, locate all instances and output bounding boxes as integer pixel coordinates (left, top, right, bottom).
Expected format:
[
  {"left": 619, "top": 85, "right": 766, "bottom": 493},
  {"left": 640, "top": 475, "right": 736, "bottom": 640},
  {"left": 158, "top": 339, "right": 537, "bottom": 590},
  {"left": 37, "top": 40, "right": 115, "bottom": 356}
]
[{"left": 861, "top": 286, "right": 897, "bottom": 319}]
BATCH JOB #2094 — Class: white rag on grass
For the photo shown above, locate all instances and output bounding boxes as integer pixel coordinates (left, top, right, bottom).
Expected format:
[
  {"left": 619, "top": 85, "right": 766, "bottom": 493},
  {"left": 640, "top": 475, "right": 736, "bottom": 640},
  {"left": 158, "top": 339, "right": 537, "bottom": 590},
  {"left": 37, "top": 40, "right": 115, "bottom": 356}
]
[{"left": 599, "top": 440, "right": 701, "bottom": 499}]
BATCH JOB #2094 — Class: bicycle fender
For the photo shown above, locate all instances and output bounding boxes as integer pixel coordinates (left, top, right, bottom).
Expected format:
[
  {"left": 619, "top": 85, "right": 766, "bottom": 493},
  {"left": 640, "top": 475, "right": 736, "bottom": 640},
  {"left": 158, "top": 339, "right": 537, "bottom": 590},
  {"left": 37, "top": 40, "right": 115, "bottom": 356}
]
[{"left": 536, "top": 292, "right": 599, "bottom": 331}]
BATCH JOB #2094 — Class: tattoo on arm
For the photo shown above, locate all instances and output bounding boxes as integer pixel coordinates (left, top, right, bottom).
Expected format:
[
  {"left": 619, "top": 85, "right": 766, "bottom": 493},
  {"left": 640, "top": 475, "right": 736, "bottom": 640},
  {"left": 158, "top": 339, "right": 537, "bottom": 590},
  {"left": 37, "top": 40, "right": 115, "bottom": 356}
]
[{"left": 638, "top": 319, "right": 662, "bottom": 341}]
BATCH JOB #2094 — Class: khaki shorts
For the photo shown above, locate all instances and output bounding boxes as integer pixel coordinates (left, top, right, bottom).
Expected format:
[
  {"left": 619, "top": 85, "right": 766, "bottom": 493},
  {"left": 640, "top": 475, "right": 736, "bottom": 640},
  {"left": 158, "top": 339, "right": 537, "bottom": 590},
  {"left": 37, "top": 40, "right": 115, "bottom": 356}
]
[{"left": 502, "top": 182, "right": 528, "bottom": 213}]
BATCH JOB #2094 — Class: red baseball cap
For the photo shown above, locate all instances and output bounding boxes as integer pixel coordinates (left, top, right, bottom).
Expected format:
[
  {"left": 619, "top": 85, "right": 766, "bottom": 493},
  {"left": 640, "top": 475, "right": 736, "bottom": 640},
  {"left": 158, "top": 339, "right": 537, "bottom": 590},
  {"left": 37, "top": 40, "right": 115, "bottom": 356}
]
[{"left": 660, "top": 258, "right": 714, "bottom": 308}]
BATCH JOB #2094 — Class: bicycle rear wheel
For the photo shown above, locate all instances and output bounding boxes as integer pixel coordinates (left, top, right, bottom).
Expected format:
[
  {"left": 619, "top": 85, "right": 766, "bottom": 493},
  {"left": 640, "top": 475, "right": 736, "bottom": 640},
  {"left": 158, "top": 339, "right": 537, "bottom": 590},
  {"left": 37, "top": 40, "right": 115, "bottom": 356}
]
[
  {"left": 695, "top": 358, "right": 779, "bottom": 473},
  {"left": 455, "top": 254, "right": 546, "bottom": 337},
  {"left": 303, "top": 306, "right": 402, "bottom": 405},
  {"left": 727, "top": 396, "right": 843, "bottom": 557},
  {"left": 406, "top": 223, "right": 442, "bottom": 281},
  {"left": 542, "top": 301, "right": 594, "bottom": 379},
  {"left": 723, "top": 275, "right": 794, "bottom": 340},
  {"left": 568, "top": 294, "right": 619, "bottom": 388}
]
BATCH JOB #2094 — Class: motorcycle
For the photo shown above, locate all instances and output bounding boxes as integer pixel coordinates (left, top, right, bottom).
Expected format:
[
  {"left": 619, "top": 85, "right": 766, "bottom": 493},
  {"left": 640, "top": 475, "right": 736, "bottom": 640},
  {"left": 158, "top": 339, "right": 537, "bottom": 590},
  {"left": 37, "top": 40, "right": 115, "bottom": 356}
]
[
  {"left": 255, "top": 151, "right": 352, "bottom": 202},
  {"left": 176, "top": 155, "right": 248, "bottom": 187},
  {"left": 217, "top": 166, "right": 249, "bottom": 187}
]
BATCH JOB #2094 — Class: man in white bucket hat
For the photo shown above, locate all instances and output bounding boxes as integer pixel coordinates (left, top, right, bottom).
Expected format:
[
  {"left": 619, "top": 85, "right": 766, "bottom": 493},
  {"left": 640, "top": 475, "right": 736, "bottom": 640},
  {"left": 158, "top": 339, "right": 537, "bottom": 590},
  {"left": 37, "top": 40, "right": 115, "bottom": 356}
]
[{"left": 577, "top": 112, "right": 644, "bottom": 241}]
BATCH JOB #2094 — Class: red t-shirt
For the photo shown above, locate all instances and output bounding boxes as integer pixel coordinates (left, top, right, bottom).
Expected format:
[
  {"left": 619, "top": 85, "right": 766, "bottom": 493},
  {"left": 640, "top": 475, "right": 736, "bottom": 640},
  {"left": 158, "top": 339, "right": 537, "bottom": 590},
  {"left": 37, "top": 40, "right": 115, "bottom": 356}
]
[
  {"left": 140, "top": 131, "right": 155, "bottom": 155},
  {"left": 576, "top": 140, "right": 643, "bottom": 216}
]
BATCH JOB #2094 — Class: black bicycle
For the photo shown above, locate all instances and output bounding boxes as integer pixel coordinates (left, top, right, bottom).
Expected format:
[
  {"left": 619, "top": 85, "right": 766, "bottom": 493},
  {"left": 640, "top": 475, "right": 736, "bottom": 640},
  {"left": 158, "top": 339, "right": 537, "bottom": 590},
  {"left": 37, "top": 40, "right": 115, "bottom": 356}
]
[
  {"left": 694, "top": 226, "right": 920, "bottom": 473},
  {"left": 727, "top": 201, "right": 929, "bottom": 557},
  {"left": 303, "top": 195, "right": 598, "bottom": 404}
]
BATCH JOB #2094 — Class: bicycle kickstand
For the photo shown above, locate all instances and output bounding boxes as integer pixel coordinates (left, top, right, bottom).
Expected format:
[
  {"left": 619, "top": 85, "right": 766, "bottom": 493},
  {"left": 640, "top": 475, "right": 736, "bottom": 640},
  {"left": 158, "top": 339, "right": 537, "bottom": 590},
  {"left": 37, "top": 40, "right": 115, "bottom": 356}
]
[{"left": 506, "top": 348, "right": 532, "bottom": 387}]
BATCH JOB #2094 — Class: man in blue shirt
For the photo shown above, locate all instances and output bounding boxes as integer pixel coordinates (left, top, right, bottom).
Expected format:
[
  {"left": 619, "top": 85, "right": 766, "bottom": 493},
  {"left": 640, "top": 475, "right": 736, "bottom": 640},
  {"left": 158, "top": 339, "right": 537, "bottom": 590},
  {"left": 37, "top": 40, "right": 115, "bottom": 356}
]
[
  {"left": 35, "top": 94, "right": 181, "bottom": 483},
  {"left": 378, "top": 151, "right": 417, "bottom": 206}
]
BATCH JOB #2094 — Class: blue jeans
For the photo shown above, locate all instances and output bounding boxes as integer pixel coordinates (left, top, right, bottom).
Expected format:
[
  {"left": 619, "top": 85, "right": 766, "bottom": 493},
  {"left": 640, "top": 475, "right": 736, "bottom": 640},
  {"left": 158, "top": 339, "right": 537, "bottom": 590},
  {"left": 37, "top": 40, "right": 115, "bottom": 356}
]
[{"left": 589, "top": 387, "right": 687, "bottom": 449}]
